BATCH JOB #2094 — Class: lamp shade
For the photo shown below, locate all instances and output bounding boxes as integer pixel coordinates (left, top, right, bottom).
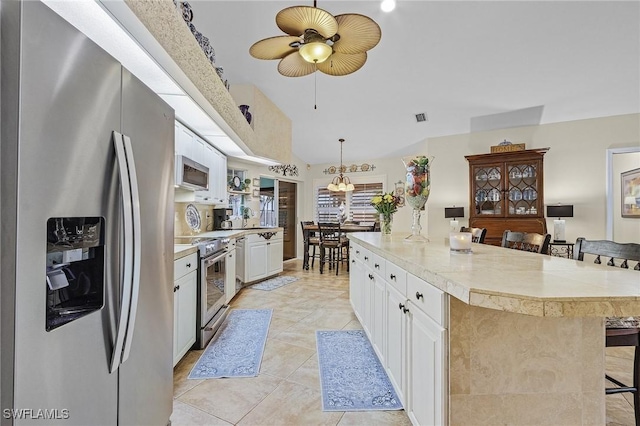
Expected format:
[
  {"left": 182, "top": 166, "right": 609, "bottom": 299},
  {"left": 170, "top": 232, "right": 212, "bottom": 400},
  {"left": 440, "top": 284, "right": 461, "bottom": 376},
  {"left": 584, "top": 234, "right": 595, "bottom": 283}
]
[
  {"left": 546, "top": 204, "right": 573, "bottom": 218},
  {"left": 299, "top": 42, "right": 332, "bottom": 64},
  {"left": 444, "top": 207, "right": 464, "bottom": 219}
]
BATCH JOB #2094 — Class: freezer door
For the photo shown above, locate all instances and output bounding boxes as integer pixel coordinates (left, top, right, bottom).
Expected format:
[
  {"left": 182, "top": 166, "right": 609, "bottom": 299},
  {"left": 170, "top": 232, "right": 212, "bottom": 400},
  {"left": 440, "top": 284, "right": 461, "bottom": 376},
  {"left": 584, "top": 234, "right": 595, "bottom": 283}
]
[
  {"left": 117, "top": 69, "right": 174, "bottom": 426},
  {"left": 9, "top": 2, "right": 120, "bottom": 425}
]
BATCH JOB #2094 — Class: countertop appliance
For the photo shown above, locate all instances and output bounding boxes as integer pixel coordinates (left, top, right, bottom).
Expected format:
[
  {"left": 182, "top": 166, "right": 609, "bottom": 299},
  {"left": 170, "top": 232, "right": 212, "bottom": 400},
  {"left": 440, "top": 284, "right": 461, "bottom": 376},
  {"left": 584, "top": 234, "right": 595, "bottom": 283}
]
[
  {"left": 213, "top": 208, "right": 234, "bottom": 230},
  {"left": 174, "top": 237, "right": 231, "bottom": 348},
  {"left": 1, "top": 2, "right": 174, "bottom": 424}
]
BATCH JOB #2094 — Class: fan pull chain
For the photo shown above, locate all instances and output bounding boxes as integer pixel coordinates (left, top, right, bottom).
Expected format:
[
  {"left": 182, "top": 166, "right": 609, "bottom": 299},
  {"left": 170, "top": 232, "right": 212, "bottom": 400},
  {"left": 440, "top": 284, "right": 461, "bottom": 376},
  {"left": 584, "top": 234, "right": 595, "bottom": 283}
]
[{"left": 314, "top": 63, "right": 318, "bottom": 110}]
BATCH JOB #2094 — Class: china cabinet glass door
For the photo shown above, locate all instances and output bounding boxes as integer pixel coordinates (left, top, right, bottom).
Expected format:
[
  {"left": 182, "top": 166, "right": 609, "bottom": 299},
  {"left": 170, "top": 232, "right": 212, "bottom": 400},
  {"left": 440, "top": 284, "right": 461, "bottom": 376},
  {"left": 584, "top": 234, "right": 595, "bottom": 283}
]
[
  {"left": 505, "top": 160, "right": 541, "bottom": 217},
  {"left": 472, "top": 164, "right": 503, "bottom": 216}
]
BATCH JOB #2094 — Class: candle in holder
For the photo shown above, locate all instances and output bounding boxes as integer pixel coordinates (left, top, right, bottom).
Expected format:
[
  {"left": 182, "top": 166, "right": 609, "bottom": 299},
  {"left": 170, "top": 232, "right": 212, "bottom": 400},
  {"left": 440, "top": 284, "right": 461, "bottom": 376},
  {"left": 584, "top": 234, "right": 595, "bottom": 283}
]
[{"left": 450, "top": 232, "right": 472, "bottom": 253}]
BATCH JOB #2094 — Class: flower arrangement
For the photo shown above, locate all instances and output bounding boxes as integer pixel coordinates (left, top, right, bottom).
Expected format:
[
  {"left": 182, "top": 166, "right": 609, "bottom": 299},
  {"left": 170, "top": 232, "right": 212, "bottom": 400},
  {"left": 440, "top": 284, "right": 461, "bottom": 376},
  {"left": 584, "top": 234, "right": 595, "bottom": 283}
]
[{"left": 371, "top": 192, "right": 401, "bottom": 216}]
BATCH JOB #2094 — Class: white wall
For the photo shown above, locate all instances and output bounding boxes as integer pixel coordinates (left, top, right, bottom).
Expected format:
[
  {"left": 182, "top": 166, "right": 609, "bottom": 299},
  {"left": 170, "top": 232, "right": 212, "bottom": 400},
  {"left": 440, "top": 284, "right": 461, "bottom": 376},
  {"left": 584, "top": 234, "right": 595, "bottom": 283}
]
[{"left": 305, "top": 113, "right": 640, "bottom": 244}]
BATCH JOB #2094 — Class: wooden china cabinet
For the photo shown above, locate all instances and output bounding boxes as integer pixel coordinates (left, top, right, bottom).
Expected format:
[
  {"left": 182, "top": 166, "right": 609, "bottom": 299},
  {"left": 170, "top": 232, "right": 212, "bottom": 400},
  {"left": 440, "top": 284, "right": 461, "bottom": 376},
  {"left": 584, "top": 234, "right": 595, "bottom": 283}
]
[{"left": 465, "top": 148, "right": 549, "bottom": 246}]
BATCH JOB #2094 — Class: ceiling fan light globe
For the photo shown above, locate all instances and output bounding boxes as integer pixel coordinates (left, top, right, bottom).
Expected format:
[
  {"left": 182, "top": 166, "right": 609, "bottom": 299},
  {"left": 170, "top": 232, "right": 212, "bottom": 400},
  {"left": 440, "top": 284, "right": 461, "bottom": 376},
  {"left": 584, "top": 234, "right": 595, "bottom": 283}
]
[{"left": 299, "top": 42, "right": 332, "bottom": 64}]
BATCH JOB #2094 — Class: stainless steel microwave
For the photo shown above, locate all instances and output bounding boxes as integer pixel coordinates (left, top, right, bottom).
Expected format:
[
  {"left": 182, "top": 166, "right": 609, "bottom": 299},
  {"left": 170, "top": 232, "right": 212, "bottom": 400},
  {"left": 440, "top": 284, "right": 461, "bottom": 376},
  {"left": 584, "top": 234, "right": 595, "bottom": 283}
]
[{"left": 175, "top": 155, "right": 209, "bottom": 191}]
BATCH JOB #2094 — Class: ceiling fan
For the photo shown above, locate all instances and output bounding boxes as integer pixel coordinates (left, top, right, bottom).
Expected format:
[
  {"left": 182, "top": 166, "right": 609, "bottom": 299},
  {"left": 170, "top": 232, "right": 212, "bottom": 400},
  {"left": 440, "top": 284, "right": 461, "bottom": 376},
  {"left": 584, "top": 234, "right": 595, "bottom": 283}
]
[{"left": 249, "top": 1, "right": 381, "bottom": 77}]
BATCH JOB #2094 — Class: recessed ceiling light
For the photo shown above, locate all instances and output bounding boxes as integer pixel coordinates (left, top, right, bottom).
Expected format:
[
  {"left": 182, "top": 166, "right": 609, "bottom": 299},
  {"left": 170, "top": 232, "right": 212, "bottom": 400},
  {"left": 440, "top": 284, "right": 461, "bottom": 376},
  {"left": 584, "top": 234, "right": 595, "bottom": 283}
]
[{"left": 381, "top": 0, "right": 396, "bottom": 13}]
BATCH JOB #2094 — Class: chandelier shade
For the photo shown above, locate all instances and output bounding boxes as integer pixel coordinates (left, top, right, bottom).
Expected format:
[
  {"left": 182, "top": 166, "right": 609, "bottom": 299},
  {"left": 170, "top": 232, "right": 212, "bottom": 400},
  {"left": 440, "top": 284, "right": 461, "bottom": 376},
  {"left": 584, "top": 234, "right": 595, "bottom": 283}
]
[{"left": 327, "top": 139, "right": 354, "bottom": 192}]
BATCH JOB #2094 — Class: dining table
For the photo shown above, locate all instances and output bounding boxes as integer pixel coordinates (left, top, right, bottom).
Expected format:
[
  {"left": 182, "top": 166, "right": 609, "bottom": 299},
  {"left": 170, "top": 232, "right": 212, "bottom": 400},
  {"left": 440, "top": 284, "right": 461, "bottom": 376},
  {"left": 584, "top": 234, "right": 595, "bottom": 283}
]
[{"left": 301, "top": 223, "right": 375, "bottom": 270}]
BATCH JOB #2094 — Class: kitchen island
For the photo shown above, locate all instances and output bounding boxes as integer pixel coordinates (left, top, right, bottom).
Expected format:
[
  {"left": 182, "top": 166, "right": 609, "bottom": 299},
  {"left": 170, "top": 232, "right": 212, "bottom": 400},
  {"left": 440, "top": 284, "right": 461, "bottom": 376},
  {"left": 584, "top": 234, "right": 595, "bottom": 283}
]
[{"left": 347, "top": 232, "right": 640, "bottom": 425}]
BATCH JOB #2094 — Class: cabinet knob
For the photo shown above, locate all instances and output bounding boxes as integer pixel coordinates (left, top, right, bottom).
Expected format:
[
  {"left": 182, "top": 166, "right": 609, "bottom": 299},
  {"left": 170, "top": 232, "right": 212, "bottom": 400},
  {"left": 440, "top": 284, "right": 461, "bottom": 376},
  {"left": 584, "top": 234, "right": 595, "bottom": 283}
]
[
  {"left": 351, "top": 260, "right": 355, "bottom": 264},
  {"left": 368, "top": 274, "right": 374, "bottom": 280},
  {"left": 176, "top": 285, "right": 180, "bottom": 291},
  {"left": 356, "top": 250, "right": 360, "bottom": 254},
  {"left": 364, "top": 256, "right": 369, "bottom": 261},
  {"left": 173, "top": 286, "right": 177, "bottom": 292},
  {"left": 374, "top": 263, "right": 380, "bottom": 269},
  {"left": 186, "top": 263, "right": 191, "bottom": 268},
  {"left": 402, "top": 307, "right": 410, "bottom": 314},
  {"left": 416, "top": 292, "right": 424, "bottom": 300},
  {"left": 398, "top": 303, "right": 405, "bottom": 310},
  {"left": 390, "top": 274, "right": 396, "bottom": 280}
]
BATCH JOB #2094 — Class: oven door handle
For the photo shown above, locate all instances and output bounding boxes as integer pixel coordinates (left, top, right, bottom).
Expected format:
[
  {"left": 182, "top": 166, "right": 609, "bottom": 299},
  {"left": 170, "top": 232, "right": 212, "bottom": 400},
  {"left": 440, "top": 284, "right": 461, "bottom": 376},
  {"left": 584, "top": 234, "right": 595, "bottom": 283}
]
[{"left": 204, "top": 250, "right": 228, "bottom": 267}]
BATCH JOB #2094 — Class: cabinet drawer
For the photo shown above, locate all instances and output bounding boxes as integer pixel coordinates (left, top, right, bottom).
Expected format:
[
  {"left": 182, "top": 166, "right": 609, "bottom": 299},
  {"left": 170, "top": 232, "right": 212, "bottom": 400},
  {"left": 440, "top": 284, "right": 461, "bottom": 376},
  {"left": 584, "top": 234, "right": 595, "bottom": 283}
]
[
  {"left": 407, "top": 273, "right": 445, "bottom": 326},
  {"left": 361, "top": 247, "right": 373, "bottom": 268},
  {"left": 350, "top": 244, "right": 364, "bottom": 261},
  {"left": 370, "top": 252, "right": 385, "bottom": 277},
  {"left": 174, "top": 253, "right": 197, "bottom": 281},
  {"left": 385, "top": 261, "right": 407, "bottom": 295}
]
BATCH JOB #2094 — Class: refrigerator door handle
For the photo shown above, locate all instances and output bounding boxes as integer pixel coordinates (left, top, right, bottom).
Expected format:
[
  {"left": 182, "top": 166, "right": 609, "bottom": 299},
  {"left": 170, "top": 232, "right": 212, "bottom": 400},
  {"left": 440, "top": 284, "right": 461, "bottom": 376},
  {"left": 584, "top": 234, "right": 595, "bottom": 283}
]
[
  {"left": 120, "top": 133, "right": 142, "bottom": 363},
  {"left": 110, "top": 131, "right": 135, "bottom": 373}
]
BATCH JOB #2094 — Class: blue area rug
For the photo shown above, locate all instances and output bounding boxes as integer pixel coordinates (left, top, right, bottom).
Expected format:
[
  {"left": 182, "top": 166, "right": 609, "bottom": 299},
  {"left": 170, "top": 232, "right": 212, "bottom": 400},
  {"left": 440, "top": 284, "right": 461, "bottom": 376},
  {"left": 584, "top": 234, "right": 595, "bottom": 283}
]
[
  {"left": 249, "top": 275, "right": 298, "bottom": 291},
  {"left": 188, "top": 309, "right": 272, "bottom": 379},
  {"left": 316, "top": 330, "right": 403, "bottom": 412}
]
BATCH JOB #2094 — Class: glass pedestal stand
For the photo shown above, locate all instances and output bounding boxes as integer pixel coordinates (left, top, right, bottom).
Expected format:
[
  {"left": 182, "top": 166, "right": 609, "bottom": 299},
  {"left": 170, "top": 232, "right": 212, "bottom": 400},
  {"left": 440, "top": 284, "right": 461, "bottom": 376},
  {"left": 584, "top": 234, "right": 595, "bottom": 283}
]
[{"left": 406, "top": 207, "right": 428, "bottom": 242}]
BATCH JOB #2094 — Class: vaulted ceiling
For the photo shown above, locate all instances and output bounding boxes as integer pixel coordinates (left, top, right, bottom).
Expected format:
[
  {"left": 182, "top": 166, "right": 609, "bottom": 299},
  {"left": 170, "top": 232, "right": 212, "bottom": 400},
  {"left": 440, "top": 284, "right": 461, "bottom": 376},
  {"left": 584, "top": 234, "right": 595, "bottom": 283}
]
[{"left": 188, "top": 1, "right": 640, "bottom": 165}]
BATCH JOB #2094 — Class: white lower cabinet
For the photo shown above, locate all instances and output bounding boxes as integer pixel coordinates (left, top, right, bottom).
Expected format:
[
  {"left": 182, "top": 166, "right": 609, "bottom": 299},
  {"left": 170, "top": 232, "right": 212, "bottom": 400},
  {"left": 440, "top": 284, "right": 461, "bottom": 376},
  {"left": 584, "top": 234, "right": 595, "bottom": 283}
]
[
  {"left": 386, "top": 283, "right": 407, "bottom": 403},
  {"left": 237, "top": 232, "right": 283, "bottom": 284},
  {"left": 407, "top": 302, "right": 446, "bottom": 426},
  {"left": 348, "top": 253, "right": 365, "bottom": 323},
  {"left": 349, "top": 242, "right": 447, "bottom": 425},
  {"left": 173, "top": 253, "right": 197, "bottom": 367}
]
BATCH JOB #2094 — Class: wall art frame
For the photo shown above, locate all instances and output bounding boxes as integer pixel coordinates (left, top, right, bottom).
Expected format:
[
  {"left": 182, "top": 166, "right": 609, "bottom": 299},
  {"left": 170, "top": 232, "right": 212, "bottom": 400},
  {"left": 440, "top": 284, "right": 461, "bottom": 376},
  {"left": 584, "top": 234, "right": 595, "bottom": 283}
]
[{"left": 621, "top": 167, "right": 640, "bottom": 218}]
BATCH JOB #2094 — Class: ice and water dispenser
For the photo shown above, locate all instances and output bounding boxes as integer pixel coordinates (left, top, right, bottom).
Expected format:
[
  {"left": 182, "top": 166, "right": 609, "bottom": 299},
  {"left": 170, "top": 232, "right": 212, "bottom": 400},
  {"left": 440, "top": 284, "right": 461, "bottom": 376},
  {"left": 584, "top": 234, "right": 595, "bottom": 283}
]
[{"left": 46, "top": 217, "right": 105, "bottom": 331}]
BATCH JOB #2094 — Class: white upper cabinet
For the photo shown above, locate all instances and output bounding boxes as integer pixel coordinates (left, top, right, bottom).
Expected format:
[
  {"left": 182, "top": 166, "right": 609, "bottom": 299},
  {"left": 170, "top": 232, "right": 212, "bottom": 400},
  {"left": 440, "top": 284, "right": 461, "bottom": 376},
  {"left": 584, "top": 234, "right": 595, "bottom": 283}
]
[{"left": 174, "top": 120, "right": 227, "bottom": 205}]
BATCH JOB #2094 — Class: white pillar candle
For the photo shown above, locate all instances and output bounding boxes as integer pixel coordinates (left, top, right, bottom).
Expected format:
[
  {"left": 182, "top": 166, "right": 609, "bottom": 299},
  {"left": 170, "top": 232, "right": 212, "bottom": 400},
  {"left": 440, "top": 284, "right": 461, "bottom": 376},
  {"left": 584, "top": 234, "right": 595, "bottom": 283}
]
[
  {"left": 449, "top": 219, "right": 459, "bottom": 232},
  {"left": 450, "top": 232, "right": 472, "bottom": 253}
]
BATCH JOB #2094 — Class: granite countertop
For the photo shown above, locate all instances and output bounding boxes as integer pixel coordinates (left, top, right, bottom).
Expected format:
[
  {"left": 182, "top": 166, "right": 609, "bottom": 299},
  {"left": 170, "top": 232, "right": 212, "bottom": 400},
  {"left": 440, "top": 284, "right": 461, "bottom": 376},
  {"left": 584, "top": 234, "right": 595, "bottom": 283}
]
[
  {"left": 348, "top": 232, "right": 640, "bottom": 318},
  {"left": 174, "top": 228, "right": 284, "bottom": 260}
]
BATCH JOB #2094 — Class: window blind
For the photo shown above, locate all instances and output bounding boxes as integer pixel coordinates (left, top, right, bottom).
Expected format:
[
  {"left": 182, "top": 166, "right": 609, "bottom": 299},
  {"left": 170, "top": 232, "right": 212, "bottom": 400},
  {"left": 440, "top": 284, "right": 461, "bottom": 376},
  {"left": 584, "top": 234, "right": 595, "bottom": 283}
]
[
  {"left": 316, "top": 187, "right": 346, "bottom": 222},
  {"left": 351, "top": 182, "right": 383, "bottom": 222}
]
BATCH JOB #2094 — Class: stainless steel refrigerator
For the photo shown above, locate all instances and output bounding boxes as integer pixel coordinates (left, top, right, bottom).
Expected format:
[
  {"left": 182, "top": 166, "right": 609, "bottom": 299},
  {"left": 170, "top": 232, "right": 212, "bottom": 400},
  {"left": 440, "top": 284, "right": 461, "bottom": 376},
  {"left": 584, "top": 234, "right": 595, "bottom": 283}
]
[{"left": 1, "top": 1, "right": 174, "bottom": 424}]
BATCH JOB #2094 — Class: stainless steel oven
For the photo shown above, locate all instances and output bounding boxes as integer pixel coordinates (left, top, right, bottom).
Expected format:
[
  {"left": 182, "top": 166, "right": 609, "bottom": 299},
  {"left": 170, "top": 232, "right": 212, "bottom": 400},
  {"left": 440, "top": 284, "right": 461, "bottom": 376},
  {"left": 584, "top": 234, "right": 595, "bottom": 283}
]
[
  {"left": 175, "top": 237, "right": 230, "bottom": 348},
  {"left": 198, "top": 239, "right": 230, "bottom": 348}
]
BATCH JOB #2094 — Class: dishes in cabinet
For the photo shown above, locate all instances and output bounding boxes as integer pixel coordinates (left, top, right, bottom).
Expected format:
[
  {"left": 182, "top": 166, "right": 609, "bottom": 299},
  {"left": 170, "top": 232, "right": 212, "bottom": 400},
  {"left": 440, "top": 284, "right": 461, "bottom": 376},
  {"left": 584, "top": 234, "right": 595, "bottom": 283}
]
[
  {"left": 488, "top": 188, "right": 501, "bottom": 201},
  {"left": 509, "top": 188, "right": 522, "bottom": 201},
  {"left": 523, "top": 188, "right": 537, "bottom": 201},
  {"left": 475, "top": 190, "right": 487, "bottom": 202}
]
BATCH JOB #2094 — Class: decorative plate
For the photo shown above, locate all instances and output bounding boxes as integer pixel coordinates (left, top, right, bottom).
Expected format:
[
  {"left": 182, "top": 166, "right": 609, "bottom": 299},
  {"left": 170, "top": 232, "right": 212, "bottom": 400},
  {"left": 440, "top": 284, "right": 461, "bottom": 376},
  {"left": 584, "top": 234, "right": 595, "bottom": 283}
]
[
  {"left": 232, "top": 176, "right": 242, "bottom": 190},
  {"left": 327, "top": 166, "right": 336, "bottom": 174},
  {"left": 349, "top": 164, "right": 358, "bottom": 172},
  {"left": 361, "top": 163, "right": 370, "bottom": 171},
  {"left": 185, "top": 204, "right": 201, "bottom": 231}
]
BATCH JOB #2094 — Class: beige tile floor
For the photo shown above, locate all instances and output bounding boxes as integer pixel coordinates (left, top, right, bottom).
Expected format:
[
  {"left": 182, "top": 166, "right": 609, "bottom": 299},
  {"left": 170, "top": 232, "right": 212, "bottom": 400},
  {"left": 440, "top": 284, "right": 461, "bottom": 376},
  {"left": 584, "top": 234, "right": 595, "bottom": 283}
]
[{"left": 171, "top": 259, "right": 636, "bottom": 425}]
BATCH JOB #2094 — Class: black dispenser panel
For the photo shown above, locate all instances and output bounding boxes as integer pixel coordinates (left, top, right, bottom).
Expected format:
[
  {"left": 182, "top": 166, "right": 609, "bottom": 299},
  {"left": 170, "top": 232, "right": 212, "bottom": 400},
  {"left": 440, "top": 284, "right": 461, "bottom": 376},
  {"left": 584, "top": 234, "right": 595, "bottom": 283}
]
[{"left": 45, "top": 217, "right": 105, "bottom": 331}]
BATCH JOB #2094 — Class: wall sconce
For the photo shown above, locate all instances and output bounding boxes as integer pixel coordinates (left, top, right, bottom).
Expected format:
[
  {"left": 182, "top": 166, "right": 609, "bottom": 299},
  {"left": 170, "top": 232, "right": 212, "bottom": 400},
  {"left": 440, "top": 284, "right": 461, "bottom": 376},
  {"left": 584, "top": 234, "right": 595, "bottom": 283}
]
[
  {"left": 444, "top": 207, "right": 464, "bottom": 232},
  {"left": 546, "top": 204, "right": 574, "bottom": 242}
]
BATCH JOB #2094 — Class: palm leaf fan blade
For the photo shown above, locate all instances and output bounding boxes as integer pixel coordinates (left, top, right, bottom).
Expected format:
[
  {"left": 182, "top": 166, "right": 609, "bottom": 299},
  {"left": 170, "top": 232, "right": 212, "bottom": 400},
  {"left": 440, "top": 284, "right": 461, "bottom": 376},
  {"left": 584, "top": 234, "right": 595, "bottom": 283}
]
[
  {"left": 333, "top": 14, "right": 382, "bottom": 54},
  {"left": 276, "top": 6, "right": 338, "bottom": 38},
  {"left": 277, "top": 52, "right": 317, "bottom": 77},
  {"left": 249, "top": 36, "right": 300, "bottom": 60},
  {"left": 317, "top": 52, "right": 367, "bottom": 76}
]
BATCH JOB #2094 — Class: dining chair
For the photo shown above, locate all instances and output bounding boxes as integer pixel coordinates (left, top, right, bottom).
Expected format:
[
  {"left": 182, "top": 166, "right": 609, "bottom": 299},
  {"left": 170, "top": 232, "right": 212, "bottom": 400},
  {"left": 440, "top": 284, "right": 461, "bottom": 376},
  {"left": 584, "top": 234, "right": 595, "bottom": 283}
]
[
  {"left": 460, "top": 226, "right": 487, "bottom": 243},
  {"left": 317, "top": 222, "right": 349, "bottom": 275},
  {"left": 358, "top": 221, "right": 376, "bottom": 232},
  {"left": 574, "top": 237, "right": 640, "bottom": 425},
  {"left": 300, "top": 221, "right": 319, "bottom": 270},
  {"left": 501, "top": 230, "right": 550, "bottom": 254}
]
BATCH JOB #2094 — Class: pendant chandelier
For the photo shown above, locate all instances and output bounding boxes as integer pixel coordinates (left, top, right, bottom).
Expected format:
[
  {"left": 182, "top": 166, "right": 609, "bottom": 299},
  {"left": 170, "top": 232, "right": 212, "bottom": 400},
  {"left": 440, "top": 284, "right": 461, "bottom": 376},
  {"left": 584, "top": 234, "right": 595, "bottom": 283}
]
[{"left": 327, "top": 138, "right": 354, "bottom": 192}]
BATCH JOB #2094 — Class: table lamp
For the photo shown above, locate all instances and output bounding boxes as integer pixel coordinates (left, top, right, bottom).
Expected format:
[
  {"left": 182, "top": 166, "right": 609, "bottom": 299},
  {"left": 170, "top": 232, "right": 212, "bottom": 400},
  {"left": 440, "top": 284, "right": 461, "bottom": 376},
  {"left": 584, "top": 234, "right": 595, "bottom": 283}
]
[
  {"left": 444, "top": 207, "right": 464, "bottom": 232},
  {"left": 546, "top": 204, "right": 574, "bottom": 242}
]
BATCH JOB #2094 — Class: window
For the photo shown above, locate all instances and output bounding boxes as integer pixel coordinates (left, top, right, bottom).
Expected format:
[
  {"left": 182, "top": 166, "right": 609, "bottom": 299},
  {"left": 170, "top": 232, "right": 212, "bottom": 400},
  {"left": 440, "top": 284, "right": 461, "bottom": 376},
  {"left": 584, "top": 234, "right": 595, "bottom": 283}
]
[
  {"left": 350, "top": 182, "right": 383, "bottom": 222},
  {"left": 315, "top": 177, "right": 384, "bottom": 223},
  {"left": 316, "top": 187, "right": 346, "bottom": 222}
]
